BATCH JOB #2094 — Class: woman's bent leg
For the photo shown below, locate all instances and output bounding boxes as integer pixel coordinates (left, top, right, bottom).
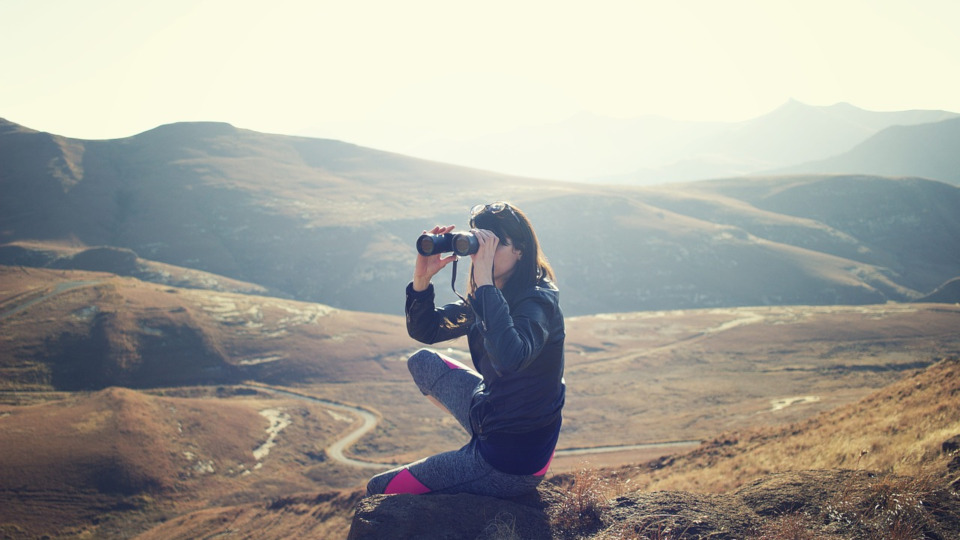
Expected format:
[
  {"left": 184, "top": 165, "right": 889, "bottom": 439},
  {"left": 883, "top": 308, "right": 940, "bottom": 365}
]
[
  {"left": 407, "top": 349, "right": 481, "bottom": 434},
  {"left": 366, "top": 441, "right": 544, "bottom": 498}
]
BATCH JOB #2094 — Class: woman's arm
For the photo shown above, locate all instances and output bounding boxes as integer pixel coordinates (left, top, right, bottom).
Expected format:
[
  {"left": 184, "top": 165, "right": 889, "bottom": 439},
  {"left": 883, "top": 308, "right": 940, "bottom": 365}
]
[
  {"left": 406, "top": 283, "right": 472, "bottom": 344},
  {"left": 470, "top": 286, "right": 553, "bottom": 375}
]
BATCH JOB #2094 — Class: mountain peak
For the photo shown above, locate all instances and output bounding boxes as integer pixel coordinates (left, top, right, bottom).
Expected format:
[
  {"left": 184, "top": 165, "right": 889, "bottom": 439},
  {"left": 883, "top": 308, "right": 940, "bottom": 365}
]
[
  {"left": 778, "top": 98, "right": 812, "bottom": 110},
  {"left": 134, "top": 121, "right": 239, "bottom": 140}
]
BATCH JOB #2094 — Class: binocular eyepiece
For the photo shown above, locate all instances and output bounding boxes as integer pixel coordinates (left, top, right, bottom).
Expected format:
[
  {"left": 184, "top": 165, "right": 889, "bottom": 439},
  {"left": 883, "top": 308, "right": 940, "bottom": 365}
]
[{"left": 417, "top": 232, "right": 480, "bottom": 256}]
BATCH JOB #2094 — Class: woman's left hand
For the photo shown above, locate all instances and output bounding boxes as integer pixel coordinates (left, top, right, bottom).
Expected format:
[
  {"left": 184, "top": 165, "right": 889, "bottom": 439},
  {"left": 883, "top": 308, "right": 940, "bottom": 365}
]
[{"left": 470, "top": 229, "right": 499, "bottom": 287}]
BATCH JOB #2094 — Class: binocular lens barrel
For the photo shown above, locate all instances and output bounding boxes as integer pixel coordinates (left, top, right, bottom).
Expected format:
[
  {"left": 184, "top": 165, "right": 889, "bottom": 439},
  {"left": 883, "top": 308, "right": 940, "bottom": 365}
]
[
  {"left": 453, "top": 234, "right": 478, "bottom": 256},
  {"left": 416, "top": 232, "right": 479, "bottom": 256},
  {"left": 417, "top": 235, "right": 442, "bottom": 256}
]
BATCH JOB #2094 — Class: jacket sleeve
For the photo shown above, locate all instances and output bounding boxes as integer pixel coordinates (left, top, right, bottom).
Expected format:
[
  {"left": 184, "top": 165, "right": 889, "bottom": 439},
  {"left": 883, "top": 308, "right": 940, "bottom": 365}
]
[
  {"left": 470, "top": 285, "right": 552, "bottom": 376},
  {"left": 405, "top": 282, "right": 472, "bottom": 344}
]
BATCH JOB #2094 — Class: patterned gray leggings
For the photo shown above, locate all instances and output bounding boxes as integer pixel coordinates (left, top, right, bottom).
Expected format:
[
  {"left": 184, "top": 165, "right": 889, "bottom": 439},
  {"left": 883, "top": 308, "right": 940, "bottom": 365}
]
[{"left": 365, "top": 349, "right": 547, "bottom": 497}]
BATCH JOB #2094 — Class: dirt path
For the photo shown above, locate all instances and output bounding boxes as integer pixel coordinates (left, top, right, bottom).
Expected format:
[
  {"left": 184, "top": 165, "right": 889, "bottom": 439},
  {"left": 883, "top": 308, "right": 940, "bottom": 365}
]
[
  {"left": 555, "top": 440, "right": 701, "bottom": 457},
  {"left": 0, "top": 280, "right": 102, "bottom": 321},
  {"left": 247, "top": 383, "right": 699, "bottom": 470},
  {"left": 243, "top": 384, "right": 392, "bottom": 470}
]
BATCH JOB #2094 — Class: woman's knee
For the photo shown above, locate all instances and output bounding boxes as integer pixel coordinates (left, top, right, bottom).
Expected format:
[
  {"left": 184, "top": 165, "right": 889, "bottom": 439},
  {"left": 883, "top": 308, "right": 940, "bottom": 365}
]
[
  {"left": 407, "top": 348, "right": 436, "bottom": 373},
  {"left": 367, "top": 467, "right": 432, "bottom": 496},
  {"left": 366, "top": 470, "right": 391, "bottom": 496},
  {"left": 407, "top": 349, "right": 438, "bottom": 388}
]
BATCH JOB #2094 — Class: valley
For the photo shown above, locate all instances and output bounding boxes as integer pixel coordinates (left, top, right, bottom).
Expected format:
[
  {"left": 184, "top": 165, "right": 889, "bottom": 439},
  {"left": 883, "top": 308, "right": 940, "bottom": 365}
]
[
  {"left": 1, "top": 116, "right": 959, "bottom": 537},
  {"left": 2, "top": 265, "right": 958, "bottom": 537}
]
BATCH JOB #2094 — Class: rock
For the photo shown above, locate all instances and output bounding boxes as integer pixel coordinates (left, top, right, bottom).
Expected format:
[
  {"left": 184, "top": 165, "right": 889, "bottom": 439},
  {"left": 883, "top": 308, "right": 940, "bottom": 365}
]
[
  {"left": 347, "top": 485, "right": 559, "bottom": 540},
  {"left": 604, "top": 490, "right": 759, "bottom": 539},
  {"left": 943, "top": 434, "right": 960, "bottom": 455},
  {"left": 735, "top": 469, "right": 872, "bottom": 517},
  {"left": 348, "top": 469, "right": 960, "bottom": 539}
]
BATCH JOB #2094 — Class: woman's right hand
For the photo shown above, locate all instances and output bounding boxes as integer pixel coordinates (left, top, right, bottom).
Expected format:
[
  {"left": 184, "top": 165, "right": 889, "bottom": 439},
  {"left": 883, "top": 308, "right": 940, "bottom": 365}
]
[{"left": 412, "top": 225, "right": 457, "bottom": 292}]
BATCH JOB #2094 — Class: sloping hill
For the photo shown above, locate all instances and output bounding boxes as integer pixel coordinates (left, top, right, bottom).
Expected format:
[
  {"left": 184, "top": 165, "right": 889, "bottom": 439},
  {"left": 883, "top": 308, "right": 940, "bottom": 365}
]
[
  {"left": 130, "top": 358, "right": 960, "bottom": 540},
  {"left": 0, "top": 387, "right": 264, "bottom": 537},
  {"left": 653, "top": 175, "right": 960, "bottom": 294},
  {"left": 0, "top": 266, "right": 411, "bottom": 391},
  {"left": 687, "top": 100, "right": 959, "bottom": 173},
  {"left": 633, "top": 357, "right": 960, "bottom": 494},
  {"left": 2, "top": 118, "right": 960, "bottom": 316},
  {"left": 777, "top": 117, "right": 960, "bottom": 185},
  {"left": 350, "top": 357, "right": 960, "bottom": 539},
  {"left": 403, "top": 101, "right": 958, "bottom": 182},
  {"left": 0, "top": 383, "right": 388, "bottom": 539}
]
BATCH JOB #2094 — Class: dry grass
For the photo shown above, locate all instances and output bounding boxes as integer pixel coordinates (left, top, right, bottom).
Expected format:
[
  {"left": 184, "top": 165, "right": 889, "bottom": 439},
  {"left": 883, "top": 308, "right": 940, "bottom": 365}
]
[
  {"left": 3, "top": 267, "right": 960, "bottom": 538},
  {"left": 749, "top": 468, "right": 954, "bottom": 540},
  {"left": 550, "top": 466, "right": 618, "bottom": 535},
  {"left": 634, "top": 357, "right": 960, "bottom": 494},
  {"left": 824, "top": 469, "right": 946, "bottom": 540},
  {"left": 751, "top": 512, "right": 820, "bottom": 540},
  {"left": 480, "top": 512, "right": 523, "bottom": 540},
  {"left": 551, "top": 358, "right": 960, "bottom": 539}
]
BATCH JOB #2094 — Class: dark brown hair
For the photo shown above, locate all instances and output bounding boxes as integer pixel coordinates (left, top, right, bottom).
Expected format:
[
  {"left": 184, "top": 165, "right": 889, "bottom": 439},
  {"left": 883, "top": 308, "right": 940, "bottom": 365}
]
[{"left": 468, "top": 202, "right": 556, "bottom": 303}]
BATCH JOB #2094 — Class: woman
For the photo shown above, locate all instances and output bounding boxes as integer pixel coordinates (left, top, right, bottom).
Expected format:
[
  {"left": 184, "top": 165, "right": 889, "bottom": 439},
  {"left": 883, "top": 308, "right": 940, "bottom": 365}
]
[{"left": 366, "top": 201, "right": 566, "bottom": 497}]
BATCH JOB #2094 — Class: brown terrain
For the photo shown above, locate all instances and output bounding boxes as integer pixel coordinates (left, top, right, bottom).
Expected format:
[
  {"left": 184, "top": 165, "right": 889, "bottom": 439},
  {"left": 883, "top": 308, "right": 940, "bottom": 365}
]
[
  {"left": 2, "top": 117, "right": 959, "bottom": 317},
  {"left": 1, "top": 118, "right": 960, "bottom": 538},
  {"left": 1, "top": 265, "right": 959, "bottom": 537}
]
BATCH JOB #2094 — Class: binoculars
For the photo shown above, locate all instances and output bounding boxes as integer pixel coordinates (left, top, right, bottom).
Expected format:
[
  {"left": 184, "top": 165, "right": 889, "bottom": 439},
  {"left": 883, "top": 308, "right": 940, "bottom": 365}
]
[{"left": 416, "top": 232, "right": 480, "bottom": 256}]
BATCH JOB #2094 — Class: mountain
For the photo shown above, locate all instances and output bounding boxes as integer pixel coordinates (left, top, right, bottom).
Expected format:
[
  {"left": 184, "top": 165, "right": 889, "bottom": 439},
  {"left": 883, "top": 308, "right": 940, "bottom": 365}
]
[
  {"left": 4, "top": 262, "right": 959, "bottom": 536},
  {"left": 642, "top": 175, "right": 960, "bottom": 294},
  {"left": 3, "top": 115, "right": 960, "bottom": 538},
  {"left": 0, "top": 385, "right": 365, "bottom": 539},
  {"left": 0, "top": 386, "right": 267, "bottom": 534},
  {"left": 2, "top": 118, "right": 960, "bottom": 316},
  {"left": 403, "top": 112, "right": 726, "bottom": 181},
  {"left": 345, "top": 357, "right": 960, "bottom": 539},
  {"left": 688, "top": 100, "right": 959, "bottom": 170},
  {"left": 0, "top": 266, "right": 411, "bottom": 391},
  {"left": 400, "top": 101, "right": 958, "bottom": 182},
  {"left": 774, "top": 116, "right": 960, "bottom": 185}
]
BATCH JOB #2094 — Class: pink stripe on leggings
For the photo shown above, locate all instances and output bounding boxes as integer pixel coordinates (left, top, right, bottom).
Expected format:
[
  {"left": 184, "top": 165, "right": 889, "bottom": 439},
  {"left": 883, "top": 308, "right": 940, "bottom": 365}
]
[
  {"left": 534, "top": 451, "right": 555, "bottom": 476},
  {"left": 384, "top": 469, "right": 432, "bottom": 494},
  {"left": 438, "top": 354, "right": 469, "bottom": 370}
]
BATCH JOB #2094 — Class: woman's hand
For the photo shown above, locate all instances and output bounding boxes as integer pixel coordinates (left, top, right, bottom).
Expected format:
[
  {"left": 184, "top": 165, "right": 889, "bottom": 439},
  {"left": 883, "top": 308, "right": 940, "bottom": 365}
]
[
  {"left": 412, "top": 225, "right": 458, "bottom": 292},
  {"left": 470, "top": 228, "right": 499, "bottom": 288}
]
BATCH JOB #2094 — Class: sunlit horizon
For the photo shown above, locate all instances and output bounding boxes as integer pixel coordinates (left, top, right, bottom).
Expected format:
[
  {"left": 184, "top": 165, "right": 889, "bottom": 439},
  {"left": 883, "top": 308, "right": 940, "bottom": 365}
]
[{"left": 3, "top": 0, "right": 959, "bottom": 155}]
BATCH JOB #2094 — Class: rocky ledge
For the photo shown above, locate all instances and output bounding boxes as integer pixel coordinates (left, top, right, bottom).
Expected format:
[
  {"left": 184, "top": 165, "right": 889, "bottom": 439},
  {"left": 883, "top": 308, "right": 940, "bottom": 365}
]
[{"left": 348, "top": 467, "right": 960, "bottom": 539}]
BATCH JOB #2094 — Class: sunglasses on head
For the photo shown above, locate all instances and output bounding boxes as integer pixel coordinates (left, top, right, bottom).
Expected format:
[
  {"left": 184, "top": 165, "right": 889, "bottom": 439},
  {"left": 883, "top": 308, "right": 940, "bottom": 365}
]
[{"left": 469, "top": 202, "right": 522, "bottom": 228}]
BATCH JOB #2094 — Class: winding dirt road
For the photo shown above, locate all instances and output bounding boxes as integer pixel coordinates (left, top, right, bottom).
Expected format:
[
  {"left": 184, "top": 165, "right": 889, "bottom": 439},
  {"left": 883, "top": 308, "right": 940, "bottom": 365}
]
[
  {"left": 248, "top": 384, "right": 699, "bottom": 470},
  {"left": 244, "top": 384, "right": 392, "bottom": 469}
]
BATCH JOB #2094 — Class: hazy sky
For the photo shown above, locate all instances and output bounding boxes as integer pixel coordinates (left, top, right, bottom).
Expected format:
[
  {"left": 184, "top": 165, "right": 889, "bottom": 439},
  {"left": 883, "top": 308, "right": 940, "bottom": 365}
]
[{"left": 3, "top": 0, "right": 958, "bottom": 154}]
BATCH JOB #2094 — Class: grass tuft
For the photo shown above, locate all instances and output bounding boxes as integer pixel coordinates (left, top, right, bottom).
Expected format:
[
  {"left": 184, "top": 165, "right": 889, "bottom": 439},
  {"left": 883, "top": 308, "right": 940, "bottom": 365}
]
[{"left": 550, "top": 466, "right": 614, "bottom": 534}]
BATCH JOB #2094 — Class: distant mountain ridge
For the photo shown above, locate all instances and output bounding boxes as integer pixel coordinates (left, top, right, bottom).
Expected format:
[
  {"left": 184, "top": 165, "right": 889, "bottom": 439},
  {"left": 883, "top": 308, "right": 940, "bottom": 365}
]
[
  {"left": 2, "top": 117, "right": 959, "bottom": 316},
  {"left": 775, "top": 116, "right": 960, "bottom": 184},
  {"left": 400, "top": 100, "right": 959, "bottom": 183}
]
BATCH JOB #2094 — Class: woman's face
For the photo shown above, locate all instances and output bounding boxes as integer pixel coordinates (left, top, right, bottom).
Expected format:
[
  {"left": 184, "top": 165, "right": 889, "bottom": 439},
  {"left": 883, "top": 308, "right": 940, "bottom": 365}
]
[{"left": 493, "top": 236, "right": 522, "bottom": 287}]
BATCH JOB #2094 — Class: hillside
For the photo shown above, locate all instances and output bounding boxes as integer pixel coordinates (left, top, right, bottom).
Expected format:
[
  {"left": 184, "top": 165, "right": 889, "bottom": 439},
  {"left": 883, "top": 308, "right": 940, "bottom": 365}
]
[
  {"left": 2, "top": 114, "right": 960, "bottom": 538},
  {"left": 0, "top": 387, "right": 262, "bottom": 537},
  {"left": 132, "top": 358, "right": 960, "bottom": 539},
  {"left": 348, "top": 358, "right": 960, "bottom": 539},
  {"left": 3, "top": 263, "right": 960, "bottom": 536},
  {"left": 631, "top": 356, "right": 960, "bottom": 494},
  {"left": 777, "top": 117, "right": 960, "bottom": 185},
  {"left": 645, "top": 175, "right": 960, "bottom": 294},
  {"left": 0, "top": 383, "right": 382, "bottom": 539},
  {"left": 402, "top": 100, "right": 959, "bottom": 182},
  {"left": 2, "top": 118, "right": 959, "bottom": 316},
  {"left": 0, "top": 266, "right": 412, "bottom": 391}
]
